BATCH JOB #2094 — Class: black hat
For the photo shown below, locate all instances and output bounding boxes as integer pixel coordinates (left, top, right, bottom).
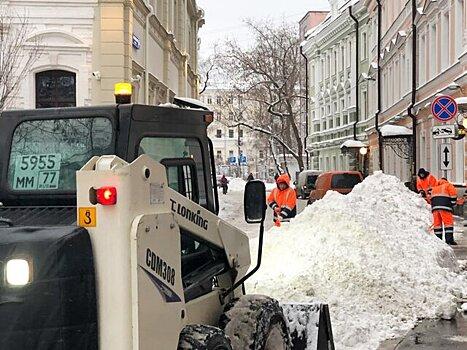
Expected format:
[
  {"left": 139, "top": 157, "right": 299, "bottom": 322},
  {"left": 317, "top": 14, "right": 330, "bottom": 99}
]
[{"left": 417, "top": 168, "right": 428, "bottom": 177}]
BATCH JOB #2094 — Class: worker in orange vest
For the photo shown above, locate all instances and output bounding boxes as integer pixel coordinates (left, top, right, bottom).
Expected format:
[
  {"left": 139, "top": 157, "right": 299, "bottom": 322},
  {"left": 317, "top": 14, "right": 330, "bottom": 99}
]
[
  {"left": 416, "top": 168, "right": 437, "bottom": 202},
  {"left": 267, "top": 173, "right": 297, "bottom": 225},
  {"left": 431, "top": 178, "right": 458, "bottom": 245}
]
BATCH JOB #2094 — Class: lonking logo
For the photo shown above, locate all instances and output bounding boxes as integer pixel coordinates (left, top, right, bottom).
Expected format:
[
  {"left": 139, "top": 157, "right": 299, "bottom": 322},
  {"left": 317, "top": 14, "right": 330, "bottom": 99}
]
[{"left": 170, "top": 199, "right": 208, "bottom": 230}]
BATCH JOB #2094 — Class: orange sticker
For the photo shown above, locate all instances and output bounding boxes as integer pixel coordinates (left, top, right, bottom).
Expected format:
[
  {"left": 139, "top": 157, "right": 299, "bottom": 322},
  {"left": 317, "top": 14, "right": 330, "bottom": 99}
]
[{"left": 78, "top": 207, "right": 97, "bottom": 227}]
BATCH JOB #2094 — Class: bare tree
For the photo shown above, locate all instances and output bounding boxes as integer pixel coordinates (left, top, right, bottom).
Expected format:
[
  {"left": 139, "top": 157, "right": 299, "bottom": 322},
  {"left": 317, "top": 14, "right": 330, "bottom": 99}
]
[
  {"left": 198, "top": 57, "right": 216, "bottom": 95},
  {"left": 218, "top": 19, "right": 306, "bottom": 170},
  {"left": 0, "top": 8, "right": 42, "bottom": 110}
]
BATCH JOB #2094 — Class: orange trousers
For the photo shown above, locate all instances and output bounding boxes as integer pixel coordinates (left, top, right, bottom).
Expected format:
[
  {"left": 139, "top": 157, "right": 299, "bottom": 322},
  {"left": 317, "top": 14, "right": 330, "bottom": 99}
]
[{"left": 432, "top": 210, "right": 454, "bottom": 235}]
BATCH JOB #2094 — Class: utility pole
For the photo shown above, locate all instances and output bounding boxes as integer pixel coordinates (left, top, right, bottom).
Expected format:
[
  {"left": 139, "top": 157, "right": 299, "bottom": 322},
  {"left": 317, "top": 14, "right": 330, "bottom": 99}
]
[{"left": 237, "top": 124, "right": 241, "bottom": 178}]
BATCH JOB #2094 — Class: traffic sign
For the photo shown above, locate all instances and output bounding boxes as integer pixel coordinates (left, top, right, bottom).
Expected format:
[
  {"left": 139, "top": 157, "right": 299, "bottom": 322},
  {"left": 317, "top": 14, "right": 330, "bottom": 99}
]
[
  {"left": 431, "top": 95, "right": 458, "bottom": 122},
  {"left": 439, "top": 144, "right": 452, "bottom": 171},
  {"left": 432, "top": 124, "right": 456, "bottom": 139},
  {"left": 239, "top": 155, "right": 247, "bottom": 165},
  {"left": 228, "top": 156, "right": 236, "bottom": 164}
]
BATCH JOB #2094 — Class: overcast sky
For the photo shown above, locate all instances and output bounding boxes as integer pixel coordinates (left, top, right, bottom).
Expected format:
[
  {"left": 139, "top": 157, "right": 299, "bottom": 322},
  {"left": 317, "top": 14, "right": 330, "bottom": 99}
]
[{"left": 196, "top": 0, "right": 330, "bottom": 58}]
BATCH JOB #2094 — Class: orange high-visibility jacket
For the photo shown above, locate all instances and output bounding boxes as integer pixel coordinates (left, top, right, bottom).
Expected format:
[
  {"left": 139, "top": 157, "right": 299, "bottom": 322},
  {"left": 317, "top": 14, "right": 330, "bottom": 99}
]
[
  {"left": 267, "top": 174, "right": 297, "bottom": 219},
  {"left": 416, "top": 173, "right": 437, "bottom": 194},
  {"left": 431, "top": 179, "right": 457, "bottom": 212}
]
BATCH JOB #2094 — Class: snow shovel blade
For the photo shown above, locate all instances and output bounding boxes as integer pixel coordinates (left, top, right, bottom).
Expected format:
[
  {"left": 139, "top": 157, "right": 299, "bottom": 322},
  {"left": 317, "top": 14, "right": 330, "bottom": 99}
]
[{"left": 281, "top": 303, "right": 335, "bottom": 350}]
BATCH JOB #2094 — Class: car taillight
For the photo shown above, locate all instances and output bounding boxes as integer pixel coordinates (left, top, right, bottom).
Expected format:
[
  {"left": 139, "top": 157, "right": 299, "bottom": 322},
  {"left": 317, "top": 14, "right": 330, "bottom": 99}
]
[{"left": 96, "top": 186, "right": 117, "bottom": 205}]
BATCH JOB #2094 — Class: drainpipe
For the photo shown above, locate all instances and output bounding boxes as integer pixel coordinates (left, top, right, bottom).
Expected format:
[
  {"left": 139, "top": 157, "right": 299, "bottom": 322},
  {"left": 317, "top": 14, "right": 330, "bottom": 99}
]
[
  {"left": 407, "top": 0, "right": 417, "bottom": 181},
  {"left": 376, "top": 0, "right": 383, "bottom": 170},
  {"left": 145, "top": 4, "right": 155, "bottom": 104},
  {"left": 300, "top": 45, "right": 310, "bottom": 169},
  {"left": 349, "top": 5, "right": 359, "bottom": 141}
]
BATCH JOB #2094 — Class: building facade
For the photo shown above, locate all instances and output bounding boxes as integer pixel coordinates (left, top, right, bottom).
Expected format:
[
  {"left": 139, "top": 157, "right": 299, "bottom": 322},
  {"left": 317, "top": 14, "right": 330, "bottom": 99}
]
[
  {"left": 4, "top": 0, "right": 203, "bottom": 110},
  {"left": 303, "top": 0, "right": 466, "bottom": 184},
  {"left": 364, "top": 0, "right": 466, "bottom": 183},
  {"left": 199, "top": 89, "right": 275, "bottom": 179},
  {"left": 302, "top": 0, "right": 371, "bottom": 173}
]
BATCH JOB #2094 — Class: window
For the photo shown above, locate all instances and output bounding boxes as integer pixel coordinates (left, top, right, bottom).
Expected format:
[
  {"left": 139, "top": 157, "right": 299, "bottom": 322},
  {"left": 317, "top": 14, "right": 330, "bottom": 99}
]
[
  {"left": 343, "top": 115, "right": 348, "bottom": 124},
  {"left": 138, "top": 137, "right": 207, "bottom": 206},
  {"left": 456, "top": 0, "right": 464, "bottom": 57},
  {"left": 228, "top": 112, "right": 234, "bottom": 121},
  {"left": 362, "top": 32, "right": 368, "bottom": 60},
  {"left": 331, "top": 174, "right": 362, "bottom": 189},
  {"left": 228, "top": 129, "right": 234, "bottom": 138},
  {"left": 239, "top": 129, "right": 243, "bottom": 138},
  {"left": 329, "top": 119, "right": 333, "bottom": 128},
  {"left": 430, "top": 24, "right": 437, "bottom": 78},
  {"left": 35, "top": 70, "right": 76, "bottom": 108},
  {"left": 8, "top": 117, "right": 113, "bottom": 191},
  {"left": 334, "top": 50, "right": 338, "bottom": 74},
  {"left": 161, "top": 158, "right": 198, "bottom": 202},
  {"left": 441, "top": 12, "right": 450, "bottom": 69},
  {"left": 362, "top": 91, "right": 368, "bottom": 118},
  {"left": 326, "top": 105, "right": 330, "bottom": 116},
  {"left": 229, "top": 150, "right": 234, "bottom": 156},
  {"left": 340, "top": 98, "right": 345, "bottom": 111},
  {"left": 207, "top": 97, "right": 212, "bottom": 104},
  {"left": 216, "top": 129, "right": 222, "bottom": 138},
  {"left": 259, "top": 150, "right": 264, "bottom": 159},
  {"left": 216, "top": 96, "right": 222, "bottom": 105},
  {"left": 216, "top": 150, "right": 222, "bottom": 159},
  {"left": 340, "top": 46, "right": 345, "bottom": 70},
  {"left": 227, "top": 97, "right": 233, "bottom": 104},
  {"left": 333, "top": 102, "right": 338, "bottom": 114}
]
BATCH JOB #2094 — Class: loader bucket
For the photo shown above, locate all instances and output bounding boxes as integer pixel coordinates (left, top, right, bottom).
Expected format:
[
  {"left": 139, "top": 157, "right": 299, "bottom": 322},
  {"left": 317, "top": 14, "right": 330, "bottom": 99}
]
[{"left": 281, "top": 303, "right": 334, "bottom": 350}]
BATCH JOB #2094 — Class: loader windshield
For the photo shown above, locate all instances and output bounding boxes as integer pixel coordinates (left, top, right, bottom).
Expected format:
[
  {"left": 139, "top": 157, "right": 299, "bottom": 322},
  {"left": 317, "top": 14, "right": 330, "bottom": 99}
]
[{"left": 7, "top": 117, "right": 114, "bottom": 191}]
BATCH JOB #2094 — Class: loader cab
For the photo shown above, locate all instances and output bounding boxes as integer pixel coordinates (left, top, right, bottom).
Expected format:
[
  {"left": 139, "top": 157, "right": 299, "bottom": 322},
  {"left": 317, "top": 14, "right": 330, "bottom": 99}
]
[{"left": 0, "top": 104, "right": 218, "bottom": 225}]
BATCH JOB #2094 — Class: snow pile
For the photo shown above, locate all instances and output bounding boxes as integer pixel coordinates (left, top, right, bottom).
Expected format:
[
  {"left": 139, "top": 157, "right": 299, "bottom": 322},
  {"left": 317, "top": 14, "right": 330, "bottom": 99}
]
[
  {"left": 247, "top": 171, "right": 467, "bottom": 350},
  {"left": 228, "top": 178, "right": 247, "bottom": 192}
]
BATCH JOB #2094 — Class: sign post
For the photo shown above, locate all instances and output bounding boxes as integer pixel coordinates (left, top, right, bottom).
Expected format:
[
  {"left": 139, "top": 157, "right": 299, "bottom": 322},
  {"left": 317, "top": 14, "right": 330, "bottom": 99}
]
[
  {"left": 431, "top": 95, "right": 458, "bottom": 123},
  {"left": 432, "top": 124, "right": 456, "bottom": 139},
  {"left": 439, "top": 143, "right": 452, "bottom": 178},
  {"left": 431, "top": 96, "right": 458, "bottom": 178}
]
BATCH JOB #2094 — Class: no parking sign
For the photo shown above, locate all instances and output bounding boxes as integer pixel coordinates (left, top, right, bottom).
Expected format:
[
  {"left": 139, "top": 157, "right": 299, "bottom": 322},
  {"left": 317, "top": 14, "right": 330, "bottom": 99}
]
[{"left": 431, "top": 95, "right": 458, "bottom": 122}]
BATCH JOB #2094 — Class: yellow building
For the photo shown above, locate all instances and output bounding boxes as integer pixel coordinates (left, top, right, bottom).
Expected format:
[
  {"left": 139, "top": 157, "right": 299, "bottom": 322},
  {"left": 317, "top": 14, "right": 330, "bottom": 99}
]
[{"left": 5, "top": 0, "right": 204, "bottom": 109}]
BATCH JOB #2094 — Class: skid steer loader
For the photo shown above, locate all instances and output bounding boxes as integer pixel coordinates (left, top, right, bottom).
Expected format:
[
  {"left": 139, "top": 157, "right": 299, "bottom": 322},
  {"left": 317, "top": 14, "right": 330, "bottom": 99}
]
[{"left": 0, "top": 103, "right": 334, "bottom": 349}]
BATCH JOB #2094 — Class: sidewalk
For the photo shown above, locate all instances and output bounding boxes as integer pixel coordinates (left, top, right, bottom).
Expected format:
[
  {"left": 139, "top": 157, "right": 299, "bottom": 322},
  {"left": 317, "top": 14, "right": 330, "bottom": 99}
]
[{"left": 378, "top": 218, "right": 467, "bottom": 349}]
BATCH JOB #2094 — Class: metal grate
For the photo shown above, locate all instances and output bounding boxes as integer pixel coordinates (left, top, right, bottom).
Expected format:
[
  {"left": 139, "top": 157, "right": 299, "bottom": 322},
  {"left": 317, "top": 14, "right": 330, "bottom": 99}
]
[{"left": 0, "top": 206, "right": 76, "bottom": 226}]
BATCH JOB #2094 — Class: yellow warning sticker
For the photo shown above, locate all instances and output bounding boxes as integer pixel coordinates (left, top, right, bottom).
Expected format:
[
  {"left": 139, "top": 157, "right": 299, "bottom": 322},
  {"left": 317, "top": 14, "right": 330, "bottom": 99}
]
[{"left": 78, "top": 207, "right": 97, "bottom": 227}]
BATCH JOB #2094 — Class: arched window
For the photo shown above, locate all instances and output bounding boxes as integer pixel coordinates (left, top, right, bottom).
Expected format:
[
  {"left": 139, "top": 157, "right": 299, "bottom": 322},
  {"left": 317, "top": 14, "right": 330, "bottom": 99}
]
[{"left": 35, "top": 70, "right": 76, "bottom": 108}]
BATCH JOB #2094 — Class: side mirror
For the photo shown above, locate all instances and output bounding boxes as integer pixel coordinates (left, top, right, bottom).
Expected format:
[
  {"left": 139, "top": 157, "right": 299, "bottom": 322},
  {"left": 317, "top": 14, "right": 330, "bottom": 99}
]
[{"left": 244, "top": 180, "right": 266, "bottom": 224}]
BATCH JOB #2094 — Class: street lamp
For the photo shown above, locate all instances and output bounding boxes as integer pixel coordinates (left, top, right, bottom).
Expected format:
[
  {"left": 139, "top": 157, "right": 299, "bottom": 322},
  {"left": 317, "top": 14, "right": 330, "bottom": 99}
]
[{"left": 359, "top": 147, "right": 368, "bottom": 155}]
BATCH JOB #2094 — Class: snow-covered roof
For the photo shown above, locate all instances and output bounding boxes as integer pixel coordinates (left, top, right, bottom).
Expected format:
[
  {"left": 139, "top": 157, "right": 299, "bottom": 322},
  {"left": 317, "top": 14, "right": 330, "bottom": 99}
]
[
  {"left": 340, "top": 139, "right": 367, "bottom": 148},
  {"left": 380, "top": 124, "right": 412, "bottom": 137},
  {"left": 173, "top": 96, "right": 210, "bottom": 110}
]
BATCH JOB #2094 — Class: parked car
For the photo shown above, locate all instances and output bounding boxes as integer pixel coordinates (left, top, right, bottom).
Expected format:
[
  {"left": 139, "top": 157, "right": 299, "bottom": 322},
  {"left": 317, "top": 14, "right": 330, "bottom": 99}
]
[
  {"left": 307, "top": 171, "right": 363, "bottom": 205},
  {"left": 295, "top": 170, "right": 322, "bottom": 198}
]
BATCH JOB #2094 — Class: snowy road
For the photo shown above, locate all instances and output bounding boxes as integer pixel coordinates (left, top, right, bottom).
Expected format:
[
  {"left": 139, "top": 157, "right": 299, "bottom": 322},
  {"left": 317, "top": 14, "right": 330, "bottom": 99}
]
[{"left": 218, "top": 188, "right": 307, "bottom": 238}]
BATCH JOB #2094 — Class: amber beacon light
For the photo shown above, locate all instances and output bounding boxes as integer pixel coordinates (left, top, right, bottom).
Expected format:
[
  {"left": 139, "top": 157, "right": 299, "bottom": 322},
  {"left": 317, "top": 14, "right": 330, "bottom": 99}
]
[{"left": 114, "top": 82, "right": 132, "bottom": 104}]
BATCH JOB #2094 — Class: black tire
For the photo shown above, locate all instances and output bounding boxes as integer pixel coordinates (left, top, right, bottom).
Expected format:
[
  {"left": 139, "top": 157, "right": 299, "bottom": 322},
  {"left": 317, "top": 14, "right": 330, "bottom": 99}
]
[
  {"left": 219, "top": 295, "right": 291, "bottom": 350},
  {"left": 178, "top": 324, "right": 233, "bottom": 350}
]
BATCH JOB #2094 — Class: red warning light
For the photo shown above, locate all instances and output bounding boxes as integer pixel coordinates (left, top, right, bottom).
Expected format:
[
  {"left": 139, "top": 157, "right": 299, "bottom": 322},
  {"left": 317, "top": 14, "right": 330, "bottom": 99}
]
[{"left": 96, "top": 186, "right": 117, "bottom": 205}]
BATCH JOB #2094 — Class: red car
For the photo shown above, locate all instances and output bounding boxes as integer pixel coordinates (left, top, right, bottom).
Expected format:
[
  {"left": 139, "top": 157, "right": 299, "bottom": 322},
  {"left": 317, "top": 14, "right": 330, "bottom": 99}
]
[{"left": 307, "top": 171, "right": 363, "bottom": 205}]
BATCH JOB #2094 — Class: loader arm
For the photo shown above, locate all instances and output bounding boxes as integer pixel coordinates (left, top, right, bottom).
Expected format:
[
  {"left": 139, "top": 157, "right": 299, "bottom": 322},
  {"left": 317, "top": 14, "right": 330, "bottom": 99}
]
[{"left": 165, "top": 180, "right": 251, "bottom": 277}]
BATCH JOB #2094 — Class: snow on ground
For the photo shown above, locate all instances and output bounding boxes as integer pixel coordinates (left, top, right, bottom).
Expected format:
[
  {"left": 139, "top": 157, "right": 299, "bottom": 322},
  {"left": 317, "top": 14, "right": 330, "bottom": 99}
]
[
  {"left": 228, "top": 178, "right": 247, "bottom": 192},
  {"left": 244, "top": 171, "right": 467, "bottom": 350}
]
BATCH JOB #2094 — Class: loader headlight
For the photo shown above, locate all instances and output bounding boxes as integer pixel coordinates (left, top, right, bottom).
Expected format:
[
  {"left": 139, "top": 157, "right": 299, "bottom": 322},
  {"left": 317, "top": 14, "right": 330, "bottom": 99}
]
[{"left": 6, "top": 259, "right": 31, "bottom": 286}]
